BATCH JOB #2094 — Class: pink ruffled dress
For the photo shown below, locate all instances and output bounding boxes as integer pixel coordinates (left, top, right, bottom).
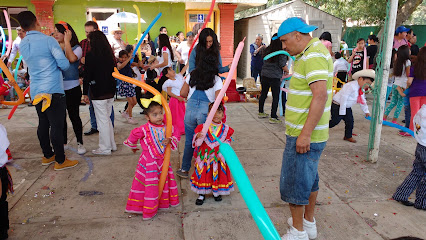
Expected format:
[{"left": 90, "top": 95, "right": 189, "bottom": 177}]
[{"left": 123, "top": 121, "right": 180, "bottom": 220}]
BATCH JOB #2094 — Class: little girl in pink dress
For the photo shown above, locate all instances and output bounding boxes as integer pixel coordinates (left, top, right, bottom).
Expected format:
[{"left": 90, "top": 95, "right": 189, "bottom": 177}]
[{"left": 123, "top": 97, "right": 180, "bottom": 220}]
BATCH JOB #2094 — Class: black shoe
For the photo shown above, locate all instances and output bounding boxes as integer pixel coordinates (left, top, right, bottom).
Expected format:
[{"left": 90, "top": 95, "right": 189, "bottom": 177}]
[
  {"left": 140, "top": 111, "right": 144, "bottom": 115},
  {"left": 397, "top": 200, "right": 415, "bottom": 206},
  {"left": 84, "top": 128, "right": 99, "bottom": 136},
  {"left": 214, "top": 195, "right": 222, "bottom": 202},
  {"left": 402, "top": 120, "right": 406, "bottom": 123},
  {"left": 195, "top": 195, "right": 205, "bottom": 205}
]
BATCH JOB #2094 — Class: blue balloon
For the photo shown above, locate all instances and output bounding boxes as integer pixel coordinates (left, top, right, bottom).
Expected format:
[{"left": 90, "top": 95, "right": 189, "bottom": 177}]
[
  {"left": 14, "top": 56, "right": 23, "bottom": 81},
  {"left": 212, "top": 135, "right": 281, "bottom": 240},
  {"left": 263, "top": 50, "right": 295, "bottom": 61},
  {"left": 365, "top": 116, "right": 414, "bottom": 137},
  {"left": 130, "top": 12, "right": 162, "bottom": 64}
]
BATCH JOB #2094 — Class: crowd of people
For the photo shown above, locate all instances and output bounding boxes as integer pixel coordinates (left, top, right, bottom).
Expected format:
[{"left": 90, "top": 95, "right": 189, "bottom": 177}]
[{"left": 0, "top": 9, "right": 425, "bottom": 240}]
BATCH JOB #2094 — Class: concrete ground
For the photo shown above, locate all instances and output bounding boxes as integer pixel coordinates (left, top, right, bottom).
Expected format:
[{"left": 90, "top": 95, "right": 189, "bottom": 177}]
[{"left": 1, "top": 95, "right": 425, "bottom": 240}]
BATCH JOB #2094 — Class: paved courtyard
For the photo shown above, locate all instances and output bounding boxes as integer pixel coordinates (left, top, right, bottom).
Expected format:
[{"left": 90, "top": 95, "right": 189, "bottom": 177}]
[{"left": 1, "top": 96, "right": 425, "bottom": 240}]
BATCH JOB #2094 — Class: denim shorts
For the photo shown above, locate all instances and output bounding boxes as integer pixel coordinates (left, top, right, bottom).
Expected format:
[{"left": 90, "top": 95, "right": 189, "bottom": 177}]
[{"left": 280, "top": 135, "right": 327, "bottom": 205}]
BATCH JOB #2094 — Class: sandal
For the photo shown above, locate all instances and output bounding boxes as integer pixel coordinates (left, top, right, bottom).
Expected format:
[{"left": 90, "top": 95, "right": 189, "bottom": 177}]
[
  {"left": 214, "top": 195, "right": 222, "bottom": 202},
  {"left": 195, "top": 195, "right": 205, "bottom": 205}
]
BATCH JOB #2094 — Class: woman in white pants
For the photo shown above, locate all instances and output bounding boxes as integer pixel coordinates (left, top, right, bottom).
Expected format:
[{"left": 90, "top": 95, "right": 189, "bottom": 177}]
[{"left": 82, "top": 31, "right": 117, "bottom": 155}]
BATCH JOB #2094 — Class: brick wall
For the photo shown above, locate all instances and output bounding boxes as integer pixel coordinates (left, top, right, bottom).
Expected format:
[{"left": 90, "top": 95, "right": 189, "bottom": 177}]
[
  {"left": 31, "top": 0, "right": 55, "bottom": 35},
  {"left": 218, "top": 3, "right": 237, "bottom": 72}
]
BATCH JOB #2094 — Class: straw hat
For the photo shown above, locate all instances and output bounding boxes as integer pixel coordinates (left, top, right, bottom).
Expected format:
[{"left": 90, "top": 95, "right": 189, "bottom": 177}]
[
  {"left": 352, "top": 69, "right": 375, "bottom": 81},
  {"left": 110, "top": 26, "right": 124, "bottom": 35}
]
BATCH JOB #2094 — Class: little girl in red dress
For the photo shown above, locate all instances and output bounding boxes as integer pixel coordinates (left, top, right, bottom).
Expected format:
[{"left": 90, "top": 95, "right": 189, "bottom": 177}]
[{"left": 190, "top": 102, "right": 234, "bottom": 205}]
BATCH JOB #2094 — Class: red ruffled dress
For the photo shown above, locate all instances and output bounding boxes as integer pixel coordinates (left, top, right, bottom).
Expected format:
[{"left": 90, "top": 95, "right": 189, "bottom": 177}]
[
  {"left": 123, "top": 122, "right": 180, "bottom": 220},
  {"left": 190, "top": 123, "right": 234, "bottom": 197}
]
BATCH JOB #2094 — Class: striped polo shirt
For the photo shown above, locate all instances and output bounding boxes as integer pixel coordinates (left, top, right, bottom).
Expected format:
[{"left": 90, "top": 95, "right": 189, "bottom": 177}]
[{"left": 285, "top": 38, "right": 333, "bottom": 143}]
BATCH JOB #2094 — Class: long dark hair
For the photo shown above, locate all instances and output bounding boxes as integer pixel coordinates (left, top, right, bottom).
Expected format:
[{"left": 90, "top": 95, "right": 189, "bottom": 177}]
[
  {"left": 263, "top": 33, "right": 283, "bottom": 63},
  {"left": 368, "top": 34, "right": 379, "bottom": 43},
  {"left": 413, "top": 47, "right": 426, "bottom": 80},
  {"left": 195, "top": 28, "right": 220, "bottom": 68},
  {"left": 393, "top": 45, "right": 410, "bottom": 77},
  {"left": 189, "top": 51, "right": 219, "bottom": 90},
  {"left": 88, "top": 31, "right": 115, "bottom": 65},
  {"left": 319, "top": 32, "right": 332, "bottom": 43},
  {"left": 55, "top": 22, "right": 79, "bottom": 47},
  {"left": 143, "top": 31, "right": 151, "bottom": 41},
  {"left": 158, "top": 34, "right": 174, "bottom": 61}
]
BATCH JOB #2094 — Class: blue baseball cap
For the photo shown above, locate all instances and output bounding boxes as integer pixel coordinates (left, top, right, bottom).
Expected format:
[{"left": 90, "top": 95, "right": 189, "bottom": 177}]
[
  {"left": 395, "top": 26, "right": 410, "bottom": 34},
  {"left": 272, "top": 17, "right": 318, "bottom": 40}
]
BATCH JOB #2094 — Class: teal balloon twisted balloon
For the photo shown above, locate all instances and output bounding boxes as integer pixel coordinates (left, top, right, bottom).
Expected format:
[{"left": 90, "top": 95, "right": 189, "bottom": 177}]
[
  {"left": 0, "top": 26, "right": 6, "bottom": 74},
  {"left": 130, "top": 12, "right": 162, "bottom": 64},
  {"left": 212, "top": 135, "right": 281, "bottom": 240},
  {"left": 263, "top": 50, "right": 295, "bottom": 61},
  {"left": 14, "top": 56, "right": 23, "bottom": 81},
  {"left": 0, "top": 26, "right": 5, "bottom": 57}
]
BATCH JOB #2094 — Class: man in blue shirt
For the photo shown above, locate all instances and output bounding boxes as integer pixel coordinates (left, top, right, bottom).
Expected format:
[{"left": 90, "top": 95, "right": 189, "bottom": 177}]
[{"left": 17, "top": 11, "right": 78, "bottom": 170}]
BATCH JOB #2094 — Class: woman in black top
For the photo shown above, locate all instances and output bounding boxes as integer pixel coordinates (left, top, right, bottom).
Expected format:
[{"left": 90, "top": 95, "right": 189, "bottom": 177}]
[
  {"left": 258, "top": 33, "right": 288, "bottom": 124},
  {"left": 83, "top": 31, "right": 117, "bottom": 155},
  {"left": 367, "top": 35, "right": 379, "bottom": 69}
]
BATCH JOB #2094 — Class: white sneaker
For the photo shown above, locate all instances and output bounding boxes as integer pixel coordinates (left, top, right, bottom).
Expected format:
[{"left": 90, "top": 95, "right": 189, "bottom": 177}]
[
  {"left": 121, "top": 111, "right": 129, "bottom": 120},
  {"left": 92, "top": 148, "right": 111, "bottom": 155},
  {"left": 127, "top": 117, "right": 138, "bottom": 125},
  {"left": 288, "top": 217, "right": 317, "bottom": 239},
  {"left": 282, "top": 226, "right": 309, "bottom": 240},
  {"left": 77, "top": 143, "right": 87, "bottom": 155}
]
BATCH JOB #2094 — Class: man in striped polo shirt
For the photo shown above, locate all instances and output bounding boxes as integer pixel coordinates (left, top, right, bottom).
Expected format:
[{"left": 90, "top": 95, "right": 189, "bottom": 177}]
[{"left": 275, "top": 18, "right": 333, "bottom": 240}]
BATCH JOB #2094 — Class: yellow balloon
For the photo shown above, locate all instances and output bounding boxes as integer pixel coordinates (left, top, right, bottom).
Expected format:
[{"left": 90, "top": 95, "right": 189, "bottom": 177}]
[{"left": 133, "top": 5, "right": 142, "bottom": 61}]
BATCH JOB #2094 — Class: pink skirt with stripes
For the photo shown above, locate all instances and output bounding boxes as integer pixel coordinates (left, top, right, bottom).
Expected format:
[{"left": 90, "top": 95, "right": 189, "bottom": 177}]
[
  {"left": 169, "top": 97, "right": 186, "bottom": 136},
  {"left": 125, "top": 152, "right": 179, "bottom": 220}
]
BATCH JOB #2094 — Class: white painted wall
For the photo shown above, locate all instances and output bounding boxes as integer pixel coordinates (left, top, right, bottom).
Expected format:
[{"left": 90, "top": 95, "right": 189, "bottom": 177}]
[{"left": 235, "top": 0, "right": 343, "bottom": 79}]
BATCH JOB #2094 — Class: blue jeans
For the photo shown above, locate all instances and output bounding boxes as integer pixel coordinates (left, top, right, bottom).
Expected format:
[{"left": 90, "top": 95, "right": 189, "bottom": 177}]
[
  {"left": 181, "top": 90, "right": 210, "bottom": 171},
  {"left": 251, "top": 66, "right": 261, "bottom": 83},
  {"left": 89, "top": 96, "right": 115, "bottom": 130},
  {"left": 280, "top": 135, "right": 327, "bottom": 205}
]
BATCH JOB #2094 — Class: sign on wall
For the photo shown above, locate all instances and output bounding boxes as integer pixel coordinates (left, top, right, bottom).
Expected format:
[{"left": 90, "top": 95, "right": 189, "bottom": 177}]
[{"left": 197, "top": 14, "right": 204, "bottom": 23}]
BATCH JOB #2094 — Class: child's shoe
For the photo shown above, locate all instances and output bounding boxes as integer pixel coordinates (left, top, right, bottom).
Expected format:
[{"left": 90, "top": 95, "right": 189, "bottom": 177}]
[
  {"left": 288, "top": 217, "right": 317, "bottom": 239},
  {"left": 77, "top": 143, "right": 87, "bottom": 155},
  {"left": 127, "top": 117, "right": 138, "bottom": 125},
  {"left": 195, "top": 195, "right": 205, "bottom": 205},
  {"left": 121, "top": 111, "right": 129, "bottom": 120},
  {"left": 54, "top": 159, "right": 79, "bottom": 171},
  {"left": 281, "top": 226, "right": 309, "bottom": 240},
  {"left": 343, "top": 137, "right": 357, "bottom": 143},
  {"left": 398, "top": 131, "right": 411, "bottom": 137},
  {"left": 214, "top": 195, "right": 222, "bottom": 202},
  {"left": 41, "top": 155, "right": 55, "bottom": 166}
]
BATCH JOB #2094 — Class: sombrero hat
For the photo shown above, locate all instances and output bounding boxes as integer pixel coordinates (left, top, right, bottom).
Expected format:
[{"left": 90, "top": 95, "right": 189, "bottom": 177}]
[{"left": 352, "top": 69, "right": 375, "bottom": 80}]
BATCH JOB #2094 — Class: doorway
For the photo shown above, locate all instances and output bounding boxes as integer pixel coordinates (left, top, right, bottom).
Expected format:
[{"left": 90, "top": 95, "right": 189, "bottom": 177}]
[
  {"left": 86, "top": 8, "right": 119, "bottom": 35},
  {"left": 185, "top": 10, "right": 217, "bottom": 34}
]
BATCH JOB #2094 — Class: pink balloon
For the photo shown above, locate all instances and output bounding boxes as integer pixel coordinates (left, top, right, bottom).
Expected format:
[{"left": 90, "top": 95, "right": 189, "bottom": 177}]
[
  {"left": 194, "top": 37, "right": 246, "bottom": 147},
  {"left": 3, "top": 10, "right": 12, "bottom": 57}
]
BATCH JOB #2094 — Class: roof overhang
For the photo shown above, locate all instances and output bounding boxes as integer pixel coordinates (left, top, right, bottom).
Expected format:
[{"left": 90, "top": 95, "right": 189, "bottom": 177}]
[{"left": 97, "top": 0, "right": 267, "bottom": 12}]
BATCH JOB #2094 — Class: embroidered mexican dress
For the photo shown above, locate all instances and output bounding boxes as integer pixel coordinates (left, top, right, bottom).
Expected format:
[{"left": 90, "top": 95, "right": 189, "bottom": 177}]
[
  {"left": 190, "top": 123, "right": 234, "bottom": 197},
  {"left": 123, "top": 122, "right": 180, "bottom": 220}
]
